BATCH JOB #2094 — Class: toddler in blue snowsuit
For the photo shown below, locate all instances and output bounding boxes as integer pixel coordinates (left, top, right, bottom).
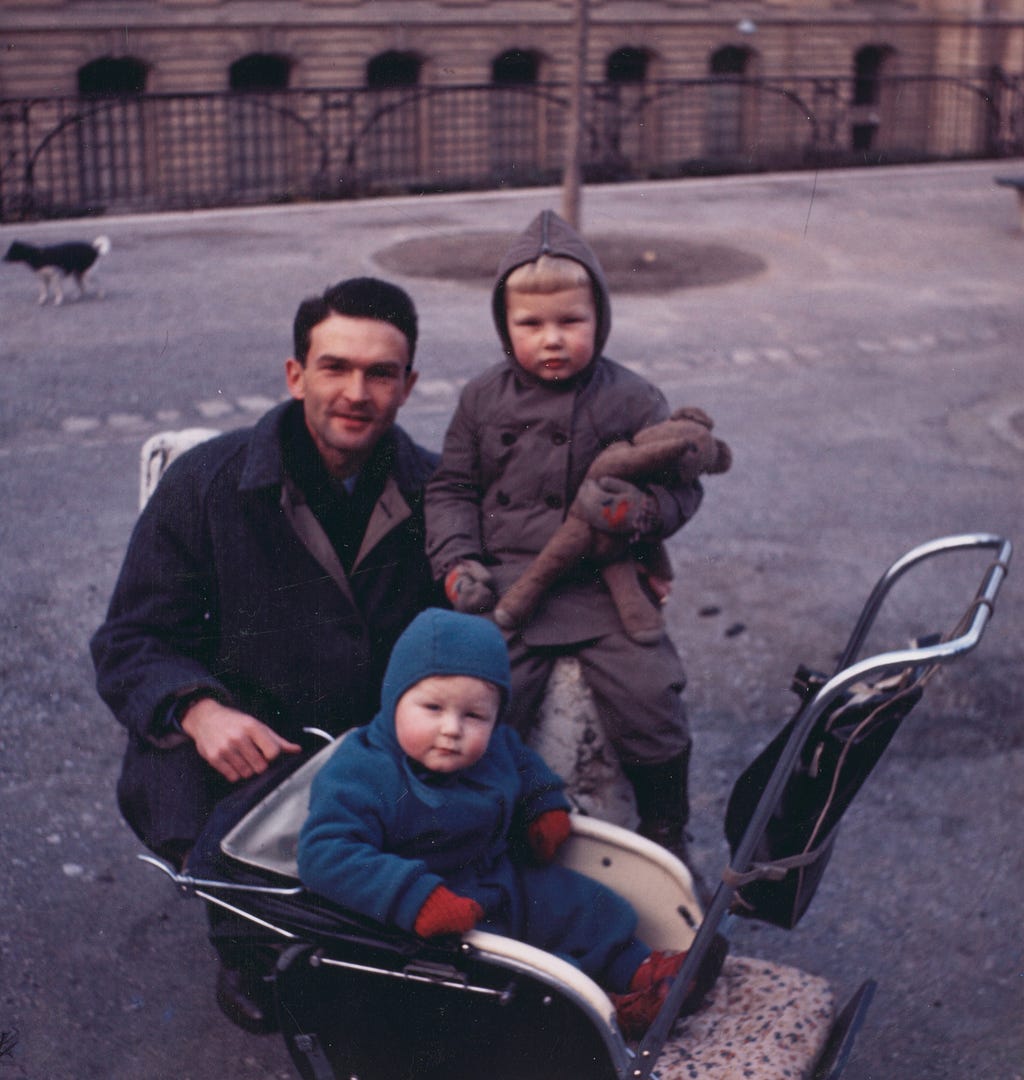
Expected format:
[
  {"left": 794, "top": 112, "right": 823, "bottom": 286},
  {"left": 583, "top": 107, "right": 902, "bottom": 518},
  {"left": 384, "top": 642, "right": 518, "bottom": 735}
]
[{"left": 297, "top": 608, "right": 690, "bottom": 1037}]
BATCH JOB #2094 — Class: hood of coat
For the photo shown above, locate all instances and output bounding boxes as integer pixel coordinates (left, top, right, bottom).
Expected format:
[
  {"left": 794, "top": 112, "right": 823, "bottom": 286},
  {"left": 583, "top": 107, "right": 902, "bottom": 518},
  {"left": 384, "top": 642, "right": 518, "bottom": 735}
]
[
  {"left": 491, "top": 210, "right": 612, "bottom": 371},
  {"left": 365, "top": 608, "right": 512, "bottom": 799}
]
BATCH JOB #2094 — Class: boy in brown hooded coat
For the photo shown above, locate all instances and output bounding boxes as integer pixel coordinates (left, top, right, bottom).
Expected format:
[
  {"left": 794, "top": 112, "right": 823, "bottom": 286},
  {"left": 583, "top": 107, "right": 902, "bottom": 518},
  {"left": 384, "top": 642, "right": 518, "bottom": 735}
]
[{"left": 425, "top": 211, "right": 706, "bottom": 872}]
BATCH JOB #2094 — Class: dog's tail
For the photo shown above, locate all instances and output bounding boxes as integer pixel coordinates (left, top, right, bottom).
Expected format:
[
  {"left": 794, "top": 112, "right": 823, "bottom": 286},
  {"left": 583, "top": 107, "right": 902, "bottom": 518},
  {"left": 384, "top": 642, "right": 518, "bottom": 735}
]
[{"left": 93, "top": 236, "right": 112, "bottom": 257}]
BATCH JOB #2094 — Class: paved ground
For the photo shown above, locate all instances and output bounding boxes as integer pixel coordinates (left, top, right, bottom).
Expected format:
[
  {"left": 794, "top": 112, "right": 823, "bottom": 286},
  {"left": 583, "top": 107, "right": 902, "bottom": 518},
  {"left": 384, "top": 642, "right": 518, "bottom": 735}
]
[{"left": 1, "top": 160, "right": 1022, "bottom": 1079}]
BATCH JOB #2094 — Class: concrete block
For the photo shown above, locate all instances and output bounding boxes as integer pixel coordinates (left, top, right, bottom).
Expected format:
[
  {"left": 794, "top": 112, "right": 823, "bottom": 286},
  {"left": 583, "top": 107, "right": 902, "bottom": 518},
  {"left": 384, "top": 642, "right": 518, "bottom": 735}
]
[{"left": 528, "top": 656, "right": 638, "bottom": 829}]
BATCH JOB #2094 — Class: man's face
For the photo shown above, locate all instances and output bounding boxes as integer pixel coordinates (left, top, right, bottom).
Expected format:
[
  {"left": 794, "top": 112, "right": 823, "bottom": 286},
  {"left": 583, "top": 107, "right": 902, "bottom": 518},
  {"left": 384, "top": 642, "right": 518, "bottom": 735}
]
[
  {"left": 286, "top": 313, "right": 417, "bottom": 478},
  {"left": 394, "top": 675, "right": 499, "bottom": 774},
  {"left": 505, "top": 285, "right": 597, "bottom": 382}
]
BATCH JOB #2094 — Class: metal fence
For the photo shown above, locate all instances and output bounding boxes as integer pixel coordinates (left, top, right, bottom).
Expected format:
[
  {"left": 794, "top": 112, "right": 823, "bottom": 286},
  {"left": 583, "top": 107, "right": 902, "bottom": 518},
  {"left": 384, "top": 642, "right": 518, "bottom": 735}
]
[{"left": 2, "top": 71, "right": 1021, "bottom": 222}]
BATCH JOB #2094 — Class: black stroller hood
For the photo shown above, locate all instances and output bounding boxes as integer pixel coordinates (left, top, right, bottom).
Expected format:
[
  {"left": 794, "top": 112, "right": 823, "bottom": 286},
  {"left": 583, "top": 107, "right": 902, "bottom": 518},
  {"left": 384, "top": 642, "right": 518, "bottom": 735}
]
[
  {"left": 723, "top": 659, "right": 928, "bottom": 929},
  {"left": 712, "top": 533, "right": 1009, "bottom": 934}
]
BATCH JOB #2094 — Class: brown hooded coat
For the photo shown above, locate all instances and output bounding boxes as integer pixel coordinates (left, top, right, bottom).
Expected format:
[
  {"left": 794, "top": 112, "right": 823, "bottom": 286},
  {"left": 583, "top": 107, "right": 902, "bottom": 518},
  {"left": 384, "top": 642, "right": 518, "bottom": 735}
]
[{"left": 425, "top": 210, "right": 703, "bottom": 646}]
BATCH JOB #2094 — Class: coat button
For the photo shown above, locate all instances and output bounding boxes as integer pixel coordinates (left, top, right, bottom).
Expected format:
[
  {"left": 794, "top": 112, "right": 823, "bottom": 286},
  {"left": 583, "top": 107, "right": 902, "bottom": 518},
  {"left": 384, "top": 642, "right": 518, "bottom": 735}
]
[
  {"left": 552, "top": 432, "right": 566, "bottom": 446},
  {"left": 544, "top": 494, "right": 563, "bottom": 509},
  {"left": 496, "top": 491, "right": 511, "bottom": 506}
]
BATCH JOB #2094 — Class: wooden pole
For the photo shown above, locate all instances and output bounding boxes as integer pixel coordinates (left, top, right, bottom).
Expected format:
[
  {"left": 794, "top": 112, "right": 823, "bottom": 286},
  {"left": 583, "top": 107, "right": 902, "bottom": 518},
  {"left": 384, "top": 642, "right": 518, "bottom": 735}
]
[{"left": 561, "top": 0, "right": 589, "bottom": 229}]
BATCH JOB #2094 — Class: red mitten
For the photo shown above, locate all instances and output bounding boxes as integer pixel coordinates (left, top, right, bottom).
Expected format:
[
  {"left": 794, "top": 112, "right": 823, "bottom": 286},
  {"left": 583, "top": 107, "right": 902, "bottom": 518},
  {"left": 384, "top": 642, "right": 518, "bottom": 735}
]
[
  {"left": 527, "top": 809, "right": 572, "bottom": 864},
  {"left": 413, "top": 885, "right": 483, "bottom": 937}
]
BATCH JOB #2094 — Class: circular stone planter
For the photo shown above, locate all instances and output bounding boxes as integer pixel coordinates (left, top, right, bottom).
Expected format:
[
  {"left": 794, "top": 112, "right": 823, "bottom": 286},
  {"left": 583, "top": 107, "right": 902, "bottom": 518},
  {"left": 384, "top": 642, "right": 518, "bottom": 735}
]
[{"left": 374, "top": 232, "right": 767, "bottom": 293}]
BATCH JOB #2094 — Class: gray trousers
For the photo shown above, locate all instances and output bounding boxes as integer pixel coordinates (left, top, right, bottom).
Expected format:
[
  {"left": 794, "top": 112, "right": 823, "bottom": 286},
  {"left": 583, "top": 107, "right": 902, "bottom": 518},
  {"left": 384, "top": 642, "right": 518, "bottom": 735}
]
[{"left": 503, "top": 629, "right": 691, "bottom": 767}]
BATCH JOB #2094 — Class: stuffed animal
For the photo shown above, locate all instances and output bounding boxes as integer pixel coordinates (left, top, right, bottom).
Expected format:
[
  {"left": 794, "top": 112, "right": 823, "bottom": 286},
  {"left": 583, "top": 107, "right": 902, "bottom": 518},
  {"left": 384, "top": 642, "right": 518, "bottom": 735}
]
[{"left": 493, "top": 407, "right": 732, "bottom": 644}]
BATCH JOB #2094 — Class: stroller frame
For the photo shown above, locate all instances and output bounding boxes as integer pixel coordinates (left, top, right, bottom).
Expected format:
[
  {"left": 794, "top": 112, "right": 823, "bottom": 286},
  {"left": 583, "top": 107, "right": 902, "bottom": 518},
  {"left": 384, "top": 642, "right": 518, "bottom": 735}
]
[
  {"left": 141, "top": 532, "right": 1010, "bottom": 1080},
  {"left": 633, "top": 531, "right": 1011, "bottom": 1078}
]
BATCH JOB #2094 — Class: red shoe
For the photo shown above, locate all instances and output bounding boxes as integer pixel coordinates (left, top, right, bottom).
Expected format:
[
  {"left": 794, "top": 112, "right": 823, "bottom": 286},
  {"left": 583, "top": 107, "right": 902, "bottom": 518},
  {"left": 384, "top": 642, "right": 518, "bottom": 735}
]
[
  {"left": 628, "top": 949, "right": 688, "bottom": 991},
  {"left": 610, "top": 980, "right": 672, "bottom": 1041}
]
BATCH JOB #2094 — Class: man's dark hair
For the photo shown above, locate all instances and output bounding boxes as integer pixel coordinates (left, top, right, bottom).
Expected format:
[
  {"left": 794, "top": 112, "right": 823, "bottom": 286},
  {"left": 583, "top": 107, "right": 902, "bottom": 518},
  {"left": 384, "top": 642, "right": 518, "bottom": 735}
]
[{"left": 293, "top": 277, "right": 418, "bottom": 366}]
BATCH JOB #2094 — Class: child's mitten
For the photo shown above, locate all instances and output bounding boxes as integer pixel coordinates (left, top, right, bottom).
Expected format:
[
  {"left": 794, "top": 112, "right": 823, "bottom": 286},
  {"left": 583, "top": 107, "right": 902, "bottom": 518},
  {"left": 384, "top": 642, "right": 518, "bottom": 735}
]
[
  {"left": 574, "top": 477, "right": 660, "bottom": 538},
  {"left": 526, "top": 808, "right": 572, "bottom": 864},
  {"left": 444, "top": 559, "right": 498, "bottom": 614},
  {"left": 413, "top": 885, "right": 483, "bottom": 937}
]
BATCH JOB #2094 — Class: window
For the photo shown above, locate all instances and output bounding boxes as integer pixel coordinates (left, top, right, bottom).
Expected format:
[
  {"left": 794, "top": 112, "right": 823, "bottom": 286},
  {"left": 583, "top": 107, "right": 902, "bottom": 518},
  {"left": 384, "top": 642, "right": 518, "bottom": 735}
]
[
  {"left": 367, "top": 51, "right": 422, "bottom": 88},
  {"left": 851, "top": 46, "right": 894, "bottom": 152},
  {"left": 229, "top": 53, "right": 291, "bottom": 92},
  {"left": 363, "top": 51, "right": 424, "bottom": 180},
  {"left": 75, "top": 57, "right": 149, "bottom": 207},
  {"left": 492, "top": 49, "right": 540, "bottom": 85},
  {"left": 853, "top": 45, "right": 892, "bottom": 107},
  {"left": 710, "top": 46, "right": 749, "bottom": 78},
  {"left": 77, "top": 56, "right": 148, "bottom": 97},
  {"left": 606, "top": 47, "right": 649, "bottom": 84},
  {"left": 600, "top": 48, "right": 653, "bottom": 171},
  {"left": 227, "top": 54, "right": 294, "bottom": 197},
  {"left": 707, "top": 46, "right": 755, "bottom": 157},
  {"left": 490, "top": 49, "right": 544, "bottom": 178}
]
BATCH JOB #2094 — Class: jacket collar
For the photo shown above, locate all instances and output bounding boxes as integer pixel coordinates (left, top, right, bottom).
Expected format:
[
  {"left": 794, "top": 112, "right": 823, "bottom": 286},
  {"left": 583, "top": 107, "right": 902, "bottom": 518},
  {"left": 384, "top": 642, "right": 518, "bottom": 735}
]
[
  {"left": 238, "top": 399, "right": 434, "bottom": 501},
  {"left": 242, "top": 399, "right": 433, "bottom": 588},
  {"left": 238, "top": 400, "right": 293, "bottom": 493}
]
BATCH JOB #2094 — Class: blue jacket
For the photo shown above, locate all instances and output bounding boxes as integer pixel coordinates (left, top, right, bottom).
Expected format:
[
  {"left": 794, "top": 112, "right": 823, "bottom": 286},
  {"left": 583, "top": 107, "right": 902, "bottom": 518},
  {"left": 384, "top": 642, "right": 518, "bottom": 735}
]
[
  {"left": 298, "top": 684, "right": 569, "bottom": 932},
  {"left": 299, "top": 609, "right": 647, "bottom": 989}
]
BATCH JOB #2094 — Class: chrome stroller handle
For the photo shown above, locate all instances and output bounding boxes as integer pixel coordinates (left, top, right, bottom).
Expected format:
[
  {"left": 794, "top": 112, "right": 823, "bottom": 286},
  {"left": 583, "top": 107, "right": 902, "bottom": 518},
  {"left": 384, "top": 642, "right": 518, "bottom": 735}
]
[
  {"left": 629, "top": 533, "right": 1012, "bottom": 1080},
  {"left": 137, "top": 852, "right": 303, "bottom": 897},
  {"left": 835, "top": 532, "right": 1012, "bottom": 672},
  {"left": 301, "top": 726, "right": 336, "bottom": 745},
  {"left": 806, "top": 532, "right": 1011, "bottom": 731}
]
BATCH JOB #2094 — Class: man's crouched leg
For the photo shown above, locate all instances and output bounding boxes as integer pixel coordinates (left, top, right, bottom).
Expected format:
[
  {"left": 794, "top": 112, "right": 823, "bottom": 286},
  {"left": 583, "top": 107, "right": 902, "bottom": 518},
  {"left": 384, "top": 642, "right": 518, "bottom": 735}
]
[{"left": 207, "top": 904, "right": 281, "bottom": 1034}]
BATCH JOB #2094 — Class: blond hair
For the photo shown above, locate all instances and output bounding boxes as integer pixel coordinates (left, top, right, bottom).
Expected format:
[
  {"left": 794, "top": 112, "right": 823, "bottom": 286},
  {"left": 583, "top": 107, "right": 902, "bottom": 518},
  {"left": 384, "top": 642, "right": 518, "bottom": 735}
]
[{"left": 504, "top": 254, "right": 591, "bottom": 295}]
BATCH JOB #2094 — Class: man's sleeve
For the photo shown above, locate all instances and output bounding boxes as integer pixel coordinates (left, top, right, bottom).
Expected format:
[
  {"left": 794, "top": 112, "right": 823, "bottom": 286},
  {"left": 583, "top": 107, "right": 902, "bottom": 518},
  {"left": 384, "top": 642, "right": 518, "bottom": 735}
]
[
  {"left": 424, "top": 393, "right": 487, "bottom": 579},
  {"left": 90, "top": 457, "right": 229, "bottom": 746}
]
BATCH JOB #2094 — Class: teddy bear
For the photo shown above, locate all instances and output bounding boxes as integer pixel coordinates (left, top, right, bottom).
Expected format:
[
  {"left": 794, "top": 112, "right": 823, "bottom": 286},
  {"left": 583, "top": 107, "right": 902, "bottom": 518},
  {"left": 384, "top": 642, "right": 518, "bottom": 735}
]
[{"left": 492, "top": 406, "right": 732, "bottom": 644}]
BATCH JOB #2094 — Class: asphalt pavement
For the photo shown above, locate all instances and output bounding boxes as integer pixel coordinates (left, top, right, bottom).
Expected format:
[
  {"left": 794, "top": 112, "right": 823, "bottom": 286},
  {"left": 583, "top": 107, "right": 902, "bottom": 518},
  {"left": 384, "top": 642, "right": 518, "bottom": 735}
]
[{"left": 1, "top": 160, "right": 1022, "bottom": 1079}]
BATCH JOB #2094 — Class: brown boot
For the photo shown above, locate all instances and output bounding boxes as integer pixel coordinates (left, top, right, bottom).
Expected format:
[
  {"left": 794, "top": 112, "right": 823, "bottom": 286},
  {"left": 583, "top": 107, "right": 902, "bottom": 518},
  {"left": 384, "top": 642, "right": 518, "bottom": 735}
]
[
  {"left": 623, "top": 751, "right": 714, "bottom": 907},
  {"left": 215, "top": 964, "right": 278, "bottom": 1034}
]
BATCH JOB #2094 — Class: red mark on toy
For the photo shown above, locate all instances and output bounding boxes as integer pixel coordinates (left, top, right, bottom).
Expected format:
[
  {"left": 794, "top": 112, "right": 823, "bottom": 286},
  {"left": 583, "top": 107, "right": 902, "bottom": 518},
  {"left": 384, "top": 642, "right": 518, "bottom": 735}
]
[{"left": 602, "top": 500, "right": 629, "bottom": 528}]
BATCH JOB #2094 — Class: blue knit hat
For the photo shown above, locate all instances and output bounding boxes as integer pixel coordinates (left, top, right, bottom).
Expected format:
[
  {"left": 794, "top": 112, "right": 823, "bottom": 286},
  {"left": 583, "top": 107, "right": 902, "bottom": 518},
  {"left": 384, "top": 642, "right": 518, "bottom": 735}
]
[{"left": 379, "top": 609, "right": 511, "bottom": 724}]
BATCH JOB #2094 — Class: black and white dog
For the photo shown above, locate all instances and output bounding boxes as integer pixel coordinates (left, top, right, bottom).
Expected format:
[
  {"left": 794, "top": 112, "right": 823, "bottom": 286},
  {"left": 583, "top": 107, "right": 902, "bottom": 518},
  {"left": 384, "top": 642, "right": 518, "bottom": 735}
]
[{"left": 3, "top": 236, "right": 111, "bottom": 305}]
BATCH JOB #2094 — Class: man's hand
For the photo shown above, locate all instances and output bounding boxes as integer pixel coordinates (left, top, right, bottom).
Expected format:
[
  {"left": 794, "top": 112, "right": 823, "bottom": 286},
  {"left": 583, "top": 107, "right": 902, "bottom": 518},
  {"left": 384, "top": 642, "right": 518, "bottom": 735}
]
[{"left": 179, "top": 698, "right": 301, "bottom": 783}]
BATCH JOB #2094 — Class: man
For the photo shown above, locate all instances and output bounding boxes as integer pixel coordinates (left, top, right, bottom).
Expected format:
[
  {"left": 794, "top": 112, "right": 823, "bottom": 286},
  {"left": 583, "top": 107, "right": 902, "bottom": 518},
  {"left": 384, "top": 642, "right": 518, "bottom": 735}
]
[{"left": 91, "top": 276, "right": 438, "bottom": 1030}]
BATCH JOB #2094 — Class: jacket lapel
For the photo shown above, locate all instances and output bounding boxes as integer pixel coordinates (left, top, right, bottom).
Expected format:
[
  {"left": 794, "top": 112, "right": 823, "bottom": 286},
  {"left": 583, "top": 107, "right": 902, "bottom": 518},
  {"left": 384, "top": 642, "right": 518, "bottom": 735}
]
[
  {"left": 281, "top": 474, "right": 412, "bottom": 596},
  {"left": 280, "top": 478, "right": 356, "bottom": 605},
  {"left": 354, "top": 475, "right": 411, "bottom": 570}
]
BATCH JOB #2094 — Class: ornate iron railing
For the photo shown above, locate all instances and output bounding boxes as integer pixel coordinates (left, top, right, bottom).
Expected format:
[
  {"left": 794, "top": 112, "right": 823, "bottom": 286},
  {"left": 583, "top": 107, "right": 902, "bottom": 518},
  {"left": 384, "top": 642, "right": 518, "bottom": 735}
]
[{"left": 1, "top": 72, "right": 1020, "bottom": 222}]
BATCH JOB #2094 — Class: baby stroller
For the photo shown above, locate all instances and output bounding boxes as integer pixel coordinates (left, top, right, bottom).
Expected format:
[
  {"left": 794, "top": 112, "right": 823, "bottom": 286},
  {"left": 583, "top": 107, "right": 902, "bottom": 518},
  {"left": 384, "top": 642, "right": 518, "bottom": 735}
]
[{"left": 141, "top": 532, "right": 1010, "bottom": 1080}]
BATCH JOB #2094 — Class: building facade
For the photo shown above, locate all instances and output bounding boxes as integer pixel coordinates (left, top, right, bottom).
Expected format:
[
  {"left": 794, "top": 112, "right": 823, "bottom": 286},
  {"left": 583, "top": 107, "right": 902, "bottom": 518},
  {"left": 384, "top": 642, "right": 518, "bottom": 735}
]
[
  {"left": 3, "top": 1, "right": 1023, "bottom": 99},
  {"left": 2, "top": 1, "right": 1022, "bottom": 219}
]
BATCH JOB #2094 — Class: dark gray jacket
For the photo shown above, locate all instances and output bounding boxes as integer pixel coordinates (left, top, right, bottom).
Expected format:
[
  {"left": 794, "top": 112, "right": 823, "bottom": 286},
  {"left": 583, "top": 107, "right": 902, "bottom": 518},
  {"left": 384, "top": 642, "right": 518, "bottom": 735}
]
[
  {"left": 425, "top": 211, "right": 702, "bottom": 646},
  {"left": 91, "top": 400, "right": 438, "bottom": 855}
]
